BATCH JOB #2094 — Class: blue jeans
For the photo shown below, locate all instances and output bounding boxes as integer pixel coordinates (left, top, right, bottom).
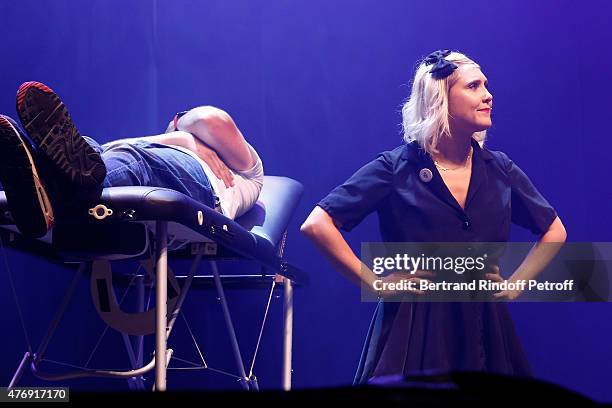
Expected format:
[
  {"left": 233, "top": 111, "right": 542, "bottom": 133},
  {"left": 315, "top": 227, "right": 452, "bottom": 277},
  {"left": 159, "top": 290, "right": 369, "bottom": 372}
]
[{"left": 85, "top": 137, "right": 216, "bottom": 208}]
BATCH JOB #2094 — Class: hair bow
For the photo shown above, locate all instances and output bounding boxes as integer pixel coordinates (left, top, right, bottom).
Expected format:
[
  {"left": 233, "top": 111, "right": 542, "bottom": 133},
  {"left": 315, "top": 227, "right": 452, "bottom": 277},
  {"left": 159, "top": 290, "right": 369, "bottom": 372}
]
[{"left": 424, "top": 50, "right": 458, "bottom": 79}]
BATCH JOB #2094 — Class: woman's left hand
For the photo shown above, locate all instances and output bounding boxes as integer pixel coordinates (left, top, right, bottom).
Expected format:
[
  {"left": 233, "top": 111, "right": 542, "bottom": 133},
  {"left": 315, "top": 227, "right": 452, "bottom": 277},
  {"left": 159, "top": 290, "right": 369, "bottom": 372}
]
[{"left": 486, "top": 265, "right": 522, "bottom": 301}]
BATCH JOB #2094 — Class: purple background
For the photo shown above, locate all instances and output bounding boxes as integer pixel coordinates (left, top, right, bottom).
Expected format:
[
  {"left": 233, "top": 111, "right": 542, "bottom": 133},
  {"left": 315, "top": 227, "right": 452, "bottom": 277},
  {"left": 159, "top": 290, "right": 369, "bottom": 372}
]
[{"left": 0, "top": 0, "right": 611, "bottom": 401}]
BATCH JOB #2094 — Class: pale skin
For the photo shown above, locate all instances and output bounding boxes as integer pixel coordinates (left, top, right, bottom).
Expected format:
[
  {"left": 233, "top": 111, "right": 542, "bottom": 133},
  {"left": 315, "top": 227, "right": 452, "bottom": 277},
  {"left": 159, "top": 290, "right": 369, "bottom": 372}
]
[
  {"left": 120, "top": 106, "right": 255, "bottom": 188},
  {"left": 301, "top": 64, "right": 567, "bottom": 300}
]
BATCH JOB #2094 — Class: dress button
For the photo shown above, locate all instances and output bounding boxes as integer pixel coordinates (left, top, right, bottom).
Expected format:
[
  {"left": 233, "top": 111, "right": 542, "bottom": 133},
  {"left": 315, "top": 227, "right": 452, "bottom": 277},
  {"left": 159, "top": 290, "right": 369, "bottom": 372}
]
[{"left": 463, "top": 219, "right": 471, "bottom": 229}]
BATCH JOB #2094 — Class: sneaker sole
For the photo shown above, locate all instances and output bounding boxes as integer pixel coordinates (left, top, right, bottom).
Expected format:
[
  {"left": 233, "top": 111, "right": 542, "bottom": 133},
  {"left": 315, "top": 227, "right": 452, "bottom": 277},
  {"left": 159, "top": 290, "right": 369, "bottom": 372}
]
[
  {"left": 0, "top": 116, "right": 54, "bottom": 237},
  {"left": 16, "top": 81, "right": 106, "bottom": 188}
]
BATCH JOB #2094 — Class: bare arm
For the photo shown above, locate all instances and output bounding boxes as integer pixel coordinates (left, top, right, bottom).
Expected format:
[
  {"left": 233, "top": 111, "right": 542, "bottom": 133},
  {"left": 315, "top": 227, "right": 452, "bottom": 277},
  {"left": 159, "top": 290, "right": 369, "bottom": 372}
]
[
  {"left": 172, "top": 106, "right": 255, "bottom": 171},
  {"left": 301, "top": 206, "right": 431, "bottom": 297},
  {"left": 490, "top": 216, "right": 568, "bottom": 300},
  {"left": 300, "top": 206, "right": 377, "bottom": 288}
]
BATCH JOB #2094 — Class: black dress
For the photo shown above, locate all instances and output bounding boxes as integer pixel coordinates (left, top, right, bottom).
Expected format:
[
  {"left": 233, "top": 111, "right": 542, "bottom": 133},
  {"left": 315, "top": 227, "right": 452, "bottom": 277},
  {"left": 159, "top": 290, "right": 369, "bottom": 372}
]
[{"left": 317, "top": 138, "right": 557, "bottom": 383}]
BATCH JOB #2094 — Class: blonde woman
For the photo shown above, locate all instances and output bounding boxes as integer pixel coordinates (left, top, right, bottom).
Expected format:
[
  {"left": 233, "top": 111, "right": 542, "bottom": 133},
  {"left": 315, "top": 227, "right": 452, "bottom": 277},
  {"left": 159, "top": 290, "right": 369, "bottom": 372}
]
[{"left": 301, "top": 50, "right": 566, "bottom": 383}]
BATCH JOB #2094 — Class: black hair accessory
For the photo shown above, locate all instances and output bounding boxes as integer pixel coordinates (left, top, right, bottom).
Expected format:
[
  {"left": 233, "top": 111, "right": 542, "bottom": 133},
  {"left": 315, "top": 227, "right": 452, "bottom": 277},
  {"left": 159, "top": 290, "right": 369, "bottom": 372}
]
[{"left": 424, "top": 50, "right": 458, "bottom": 79}]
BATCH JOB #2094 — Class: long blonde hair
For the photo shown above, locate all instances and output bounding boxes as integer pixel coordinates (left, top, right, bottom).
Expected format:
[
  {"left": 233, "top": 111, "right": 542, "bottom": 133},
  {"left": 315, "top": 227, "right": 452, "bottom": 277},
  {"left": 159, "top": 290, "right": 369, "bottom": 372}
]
[{"left": 401, "top": 51, "right": 486, "bottom": 155}]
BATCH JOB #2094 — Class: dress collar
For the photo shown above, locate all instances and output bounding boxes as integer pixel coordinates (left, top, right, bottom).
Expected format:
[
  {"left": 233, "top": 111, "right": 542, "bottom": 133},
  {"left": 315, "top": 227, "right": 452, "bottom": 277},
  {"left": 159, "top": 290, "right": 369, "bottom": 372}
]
[
  {"left": 400, "top": 137, "right": 494, "bottom": 164},
  {"left": 400, "top": 137, "right": 492, "bottom": 215}
]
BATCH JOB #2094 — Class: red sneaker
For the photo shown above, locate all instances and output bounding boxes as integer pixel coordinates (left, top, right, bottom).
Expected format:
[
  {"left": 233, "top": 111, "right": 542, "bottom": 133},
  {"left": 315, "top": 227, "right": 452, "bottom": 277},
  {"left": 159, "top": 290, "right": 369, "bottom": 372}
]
[{"left": 16, "top": 81, "right": 106, "bottom": 188}]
